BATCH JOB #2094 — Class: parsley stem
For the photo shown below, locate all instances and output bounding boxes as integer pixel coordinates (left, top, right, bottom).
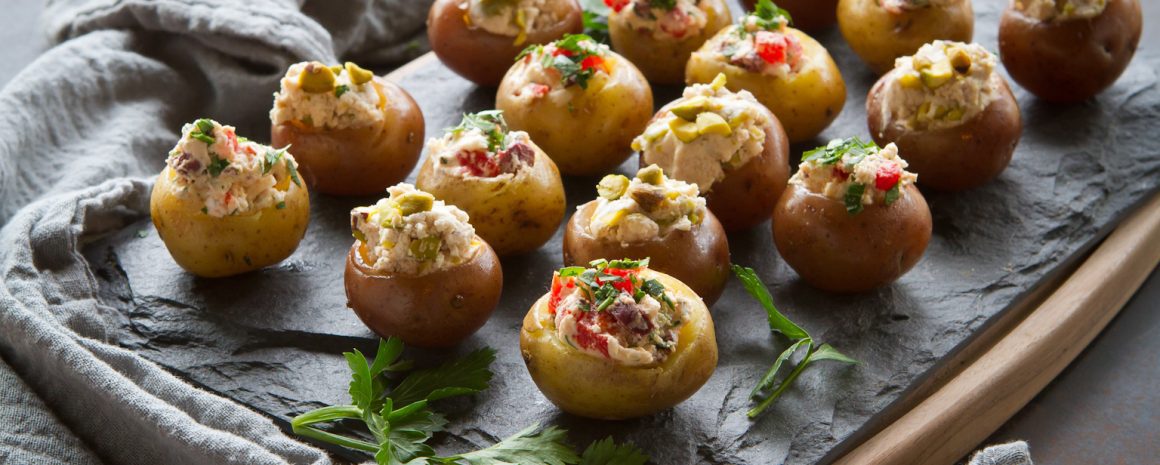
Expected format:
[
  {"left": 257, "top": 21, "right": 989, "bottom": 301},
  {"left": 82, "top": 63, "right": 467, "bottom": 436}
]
[
  {"left": 292, "top": 425, "right": 379, "bottom": 452},
  {"left": 292, "top": 404, "right": 364, "bottom": 426},
  {"left": 747, "top": 347, "right": 814, "bottom": 418}
]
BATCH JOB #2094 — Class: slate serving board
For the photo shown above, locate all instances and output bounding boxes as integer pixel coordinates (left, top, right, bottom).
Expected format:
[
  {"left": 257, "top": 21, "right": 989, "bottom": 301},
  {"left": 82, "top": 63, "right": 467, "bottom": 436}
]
[{"left": 83, "top": 1, "right": 1160, "bottom": 464}]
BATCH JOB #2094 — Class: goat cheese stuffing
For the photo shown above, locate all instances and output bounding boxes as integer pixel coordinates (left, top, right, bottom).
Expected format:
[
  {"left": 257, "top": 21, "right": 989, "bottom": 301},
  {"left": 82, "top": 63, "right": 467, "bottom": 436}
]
[
  {"left": 790, "top": 138, "right": 918, "bottom": 215},
  {"left": 879, "top": 0, "right": 959, "bottom": 14},
  {"left": 1013, "top": 0, "right": 1107, "bottom": 21},
  {"left": 165, "top": 118, "right": 299, "bottom": 218},
  {"left": 635, "top": 73, "right": 768, "bottom": 193},
  {"left": 465, "top": 0, "right": 564, "bottom": 45},
  {"left": 548, "top": 259, "right": 687, "bottom": 366},
  {"left": 429, "top": 110, "right": 536, "bottom": 179},
  {"left": 878, "top": 41, "right": 1000, "bottom": 132},
  {"left": 351, "top": 184, "right": 478, "bottom": 276},
  {"left": 270, "top": 61, "right": 385, "bottom": 130},
  {"left": 695, "top": 0, "right": 802, "bottom": 77},
  {"left": 606, "top": 0, "right": 709, "bottom": 40},
  {"left": 588, "top": 165, "right": 708, "bottom": 244}
]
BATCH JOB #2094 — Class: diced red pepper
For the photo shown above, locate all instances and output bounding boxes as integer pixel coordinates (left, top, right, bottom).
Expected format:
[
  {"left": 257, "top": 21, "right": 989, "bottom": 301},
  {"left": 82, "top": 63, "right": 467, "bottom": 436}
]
[
  {"left": 604, "top": 0, "right": 631, "bottom": 13},
  {"left": 527, "top": 83, "right": 550, "bottom": 98},
  {"left": 580, "top": 55, "right": 607, "bottom": 74},
  {"left": 455, "top": 149, "right": 501, "bottom": 177},
  {"left": 875, "top": 162, "right": 902, "bottom": 191},
  {"left": 551, "top": 46, "right": 574, "bottom": 57},
  {"left": 598, "top": 267, "right": 637, "bottom": 294},
  {"left": 572, "top": 316, "right": 611, "bottom": 357},
  {"left": 549, "top": 275, "right": 564, "bottom": 315},
  {"left": 754, "top": 31, "right": 788, "bottom": 65}
]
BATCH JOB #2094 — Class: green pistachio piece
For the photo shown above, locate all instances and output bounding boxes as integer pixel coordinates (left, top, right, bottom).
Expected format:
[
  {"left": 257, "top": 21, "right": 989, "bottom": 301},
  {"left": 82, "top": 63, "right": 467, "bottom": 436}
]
[
  {"left": 597, "top": 174, "right": 630, "bottom": 200},
  {"left": 630, "top": 188, "right": 664, "bottom": 212},
  {"left": 944, "top": 107, "right": 965, "bottom": 121},
  {"left": 408, "top": 236, "right": 442, "bottom": 261},
  {"left": 670, "top": 96, "right": 712, "bottom": 121},
  {"left": 920, "top": 61, "right": 954, "bottom": 89},
  {"left": 396, "top": 192, "right": 435, "bottom": 216},
  {"left": 668, "top": 118, "right": 701, "bottom": 143},
  {"left": 344, "top": 61, "right": 374, "bottom": 85},
  {"left": 696, "top": 112, "right": 733, "bottom": 136},
  {"left": 329, "top": 65, "right": 344, "bottom": 74},
  {"left": 948, "top": 47, "right": 972, "bottom": 75},
  {"left": 637, "top": 164, "right": 665, "bottom": 186},
  {"left": 298, "top": 62, "right": 337, "bottom": 93}
]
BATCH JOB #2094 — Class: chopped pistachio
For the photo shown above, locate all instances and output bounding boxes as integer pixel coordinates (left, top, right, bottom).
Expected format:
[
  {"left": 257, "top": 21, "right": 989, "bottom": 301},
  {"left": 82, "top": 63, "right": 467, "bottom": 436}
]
[
  {"left": 920, "top": 61, "right": 953, "bottom": 89},
  {"left": 898, "top": 71, "right": 922, "bottom": 89},
  {"left": 670, "top": 96, "right": 711, "bottom": 121},
  {"left": 596, "top": 174, "right": 630, "bottom": 199},
  {"left": 637, "top": 164, "right": 665, "bottom": 185},
  {"left": 696, "top": 112, "right": 732, "bottom": 136},
  {"left": 344, "top": 61, "right": 374, "bottom": 85},
  {"left": 948, "top": 47, "right": 972, "bottom": 75},
  {"left": 709, "top": 72, "right": 728, "bottom": 90},
  {"left": 396, "top": 191, "right": 435, "bottom": 216},
  {"left": 298, "top": 62, "right": 336, "bottom": 93},
  {"left": 668, "top": 118, "right": 701, "bottom": 143},
  {"left": 408, "top": 236, "right": 442, "bottom": 261}
]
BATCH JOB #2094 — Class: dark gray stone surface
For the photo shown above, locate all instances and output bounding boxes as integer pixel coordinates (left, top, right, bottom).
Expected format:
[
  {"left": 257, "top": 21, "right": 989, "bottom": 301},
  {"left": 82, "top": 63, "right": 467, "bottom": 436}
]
[{"left": 78, "top": 2, "right": 1160, "bottom": 464}]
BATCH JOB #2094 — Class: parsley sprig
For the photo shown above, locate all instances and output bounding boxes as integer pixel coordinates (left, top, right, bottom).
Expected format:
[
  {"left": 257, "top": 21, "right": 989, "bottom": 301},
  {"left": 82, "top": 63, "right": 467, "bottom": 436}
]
[
  {"left": 291, "top": 338, "right": 650, "bottom": 464},
  {"left": 517, "top": 34, "right": 607, "bottom": 90},
  {"left": 802, "top": 137, "right": 892, "bottom": 214},
  {"left": 578, "top": 0, "right": 610, "bottom": 44},
  {"left": 731, "top": 266, "right": 858, "bottom": 418},
  {"left": 748, "top": 0, "right": 793, "bottom": 30},
  {"left": 190, "top": 118, "right": 216, "bottom": 145},
  {"left": 449, "top": 111, "right": 510, "bottom": 153}
]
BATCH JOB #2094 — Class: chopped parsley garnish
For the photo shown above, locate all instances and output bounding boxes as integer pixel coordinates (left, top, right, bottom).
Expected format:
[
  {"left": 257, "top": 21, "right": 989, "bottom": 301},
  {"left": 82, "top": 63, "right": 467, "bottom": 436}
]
[
  {"left": 190, "top": 118, "right": 217, "bottom": 145},
  {"left": 334, "top": 84, "right": 350, "bottom": 98},
  {"left": 844, "top": 183, "right": 866, "bottom": 215},
  {"left": 884, "top": 183, "right": 901, "bottom": 205},
  {"left": 450, "top": 110, "right": 510, "bottom": 153},
  {"left": 802, "top": 137, "right": 879, "bottom": 165},
  {"left": 589, "top": 257, "right": 649, "bottom": 270},
  {"left": 748, "top": 0, "right": 793, "bottom": 29},
  {"left": 558, "top": 266, "right": 586, "bottom": 277},
  {"left": 517, "top": 34, "right": 608, "bottom": 90},
  {"left": 207, "top": 153, "right": 230, "bottom": 177},
  {"left": 579, "top": 0, "right": 611, "bottom": 44},
  {"left": 649, "top": 0, "right": 677, "bottom": 10}
]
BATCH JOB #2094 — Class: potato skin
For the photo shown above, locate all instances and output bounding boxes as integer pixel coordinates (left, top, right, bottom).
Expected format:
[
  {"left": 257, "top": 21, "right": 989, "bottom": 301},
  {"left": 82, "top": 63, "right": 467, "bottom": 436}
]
[
  {"left": 772, "top": 183, "right": 931, "bottom": 293},
  {"left": 271, "top": 78, "right": 424, "bottom": 196},
  {"left": 520, "top": 269, "right": 718, "bottom": 419},
  {"left": 344, "top": 240, "right": 503, "bottom": 348},
  {"left": 416, "top": 142, "right": 566, "bottom": 256},
  {"left": 639, "top": 99, "right": 791, "bottom": 232},
  {"left": 837, "top": 0, "right": 974, "bottom": 75},
  {"left": 685, "top": 27, "right": 846, "bottom": 143},
  {"left": 427, "top": 0, "right": 583, "bottom": 86},
  {"left": 999, "top": 0, "right": 1142, "bottom": 103},
  {"left": 562, "top": 201, "right": 731, "bottom": 305},
  {"left": 498, "top": 53, "right": 654, "bottom": 175},
  {"left": 150, "top": 167, "right": 310, "bottom": 278},
  {"left": 867, "top": 71, "right": 1022, "bottom": 191},
  {"left": 742, "top": 0, "right": 839, "bottom": 31},
  {"left": 608, "top": 0, "right": 732, "bottom": 84}
]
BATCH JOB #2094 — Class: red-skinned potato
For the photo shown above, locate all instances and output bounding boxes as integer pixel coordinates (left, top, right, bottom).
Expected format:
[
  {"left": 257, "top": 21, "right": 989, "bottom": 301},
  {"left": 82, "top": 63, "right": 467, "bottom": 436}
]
[
  {"left": 999, "top": 0, "right": 1142, "bottom": 103},
  {"left": 867, "top": 67, "right": 1022, "bottom": 191},
  {"left": 743, "top": 0, "right": 840, "bottom": 31},
  {"left": 837, "top": 0, "right": 974, "bottom": 74},
  {"left": 520, "top": 268, "right": 717, "bottom": 419},
  {"left": 345, "top": 241, "right": 502, "bottom": 348},
  {"left": 563, "top": 201, "right": 731, "bottom": 305},
  {"left": 608, "top": 0, "right": 733, "bottom": 84},
  {"left": 427, "top": 0, "right": 583, "bottom": 87},
  {"left": 773, "top": 183, "right": 931, "bottom": 293},
  {"left": 271, "top": 77, "right": 424, "bottom": 196}
]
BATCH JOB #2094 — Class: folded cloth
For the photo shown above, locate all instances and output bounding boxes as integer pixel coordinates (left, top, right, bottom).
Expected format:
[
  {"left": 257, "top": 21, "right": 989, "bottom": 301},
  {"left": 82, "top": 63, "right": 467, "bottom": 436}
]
[
  {"left": 969, "top": 441, "right": 1034, "bottom": 465},
  {"left": 0, "top": 0, "right": 430, "bottom": 463}
]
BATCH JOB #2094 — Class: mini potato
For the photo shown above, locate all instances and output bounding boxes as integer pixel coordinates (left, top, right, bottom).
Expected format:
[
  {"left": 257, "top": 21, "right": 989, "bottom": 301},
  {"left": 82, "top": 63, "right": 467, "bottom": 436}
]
[
  {"left": 636, "top": 74, "right": 790, "bottom": 232},
  {"left": 685, "top": 5, "right": 845, "bottom": 143},
  {"left": 867, "top": 41, "right": 1022, "bottom": 191},
  {"left": 607, "top": 0, "right": 733, "bottom": 84},
  {"left": 270, "top": 62, "right": 424, "bottom": 196},
  {"left": 497, "top": 34, "right": 653, "bottom": 176},
  {"left": 743, "top": 0, "right": 839, "bottom": 31},
  {"left": 562, "top": 166, "right": 730, "bottom": 305},
  {"left": 427, "top": 0, "right": 583, "bottom": 86},
  {"left": 416, "top": 111, "right": 566, "bottom": 256},
  {"left": 345, "top": 184, "right": 502, "bottom": 348},
  {"left": 999, "top": 0, "right": 1142, "bottom": 103},
  {"left": 151, "top": 119, "right": 310, "bottom": 278},
  {"left": 520, "top": 260, "right": 718, "bottom": 420},
  {"left": 837, "top": 0, "right": 974, "bottom": 75},
  {"left": 773, "top": 138, "right": 931, "bottom": 293}
]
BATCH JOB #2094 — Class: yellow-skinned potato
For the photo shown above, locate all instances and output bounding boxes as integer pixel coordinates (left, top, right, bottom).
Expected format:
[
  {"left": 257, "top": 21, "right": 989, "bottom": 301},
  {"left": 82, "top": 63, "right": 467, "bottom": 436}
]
[
  {"left": 607, "top": 0, "right": 733, "bottom": 84},
  {"left": 152, "top": 169, "right": 309, "bottom": 278},
  {"left": 416, "top": 111, "right": 566, "bottom": 256},
  {"left": 686, "top": 26, "right": 846, "bottom": 143},
  {"left": 837, "top": 0, "right": 974, "bottom": 75},
  {"left": 497, "top": 35, "right": 653, "bottom": 175},
  {"left": 521, "top": 266, "right": 717, "bottom": 420}
]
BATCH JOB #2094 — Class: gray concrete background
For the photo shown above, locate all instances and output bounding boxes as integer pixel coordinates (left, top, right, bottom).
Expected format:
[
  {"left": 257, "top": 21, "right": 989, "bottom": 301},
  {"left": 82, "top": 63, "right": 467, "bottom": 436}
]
[{"left": 2, "top": 1, "right": 1155, "bottom": 463}]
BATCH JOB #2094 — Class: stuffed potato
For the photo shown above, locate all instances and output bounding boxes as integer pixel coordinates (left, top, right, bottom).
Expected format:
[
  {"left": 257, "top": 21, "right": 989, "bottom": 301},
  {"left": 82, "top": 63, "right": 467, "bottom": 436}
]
[
  {"left": 999, "top": 0, "right": 1142, "bottom": 103},
  {"left": 497, "top": 34, "right": 653, "bottom": 176},
  {"left": 520, "top": 259, "right": 718, "bottom": 419},
  {"left": 345, "top": 184, "right": 502, "bottom": 348},
  {"left": 428, "top": 0, "right": 583, "bottom": 86},
  {"left": 743, "top": 0, "right": 839, "bottom": 31},
  {"left": 867, "top": 41, "right": 1022, "bottom": 191},
  {"left": 636, "top": 74, "right": 790, "bottom": 232},
  {"left": 563, "top": 166, "right": 730, "bottom": 305},
  {"left": 686, "top": 1, "right": 845, "bottom": 143},
  {"left": 416, "top": 110, "right": 566, "bottom": 256},
  {"left": 773, "top": 138, "right": 931, "bottom": 293},
  {"left": 270, "top": 61, "right": 424, "bottom": 196},
  {"left": 837, "top": 0, "right": 974, "bottom": 75},
  {"left": 606, "top": 0, "right": 733, "bottom": 84},
  {"left": 151, "top": 119, "right": 310, "bottom": 278}
]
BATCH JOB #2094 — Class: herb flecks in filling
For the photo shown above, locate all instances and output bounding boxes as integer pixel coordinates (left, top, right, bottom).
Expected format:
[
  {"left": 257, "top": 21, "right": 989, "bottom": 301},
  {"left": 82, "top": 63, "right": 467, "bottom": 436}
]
[
  {"left": 270, "top": 60, "right": 385, "bottom": 130},
  {"left": 791, "top": 138, "right": 917, "bottom": 214},
  {"left": 881, "top": 41, "right": 1000, "bottom": 132},
  {"left": 548, "top": 259, "right": 686, "bottom": 366}
]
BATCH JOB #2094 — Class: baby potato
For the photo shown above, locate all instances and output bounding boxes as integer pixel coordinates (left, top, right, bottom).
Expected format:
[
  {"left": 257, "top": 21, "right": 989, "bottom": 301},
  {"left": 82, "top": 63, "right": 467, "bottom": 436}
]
[
  {"left": 151, "top": 167, "right": 310, "bottom": 278},
  {"left": 742, "top": 0, "right": 840, "bottom": 31},
  {"left": 497, "top": 36, "right": 654, "bottom": 176},
  {"left": 520, "top": 268, "right": 718, "bottom": 419},
  {"left": 999, "top": 0, "right": 1142, "bottom": 103},
  {"left": 271, "top": 76, "right": 424, "bottom": 196},
  {"left": 428, "top": 0, "right": 583, "bottom": 86},
  {"left": 837, "top": 0, "right": 974, "bottom": 75},
  {"left": 608, "top": 0, "right": 733, "bottom": 84},
  {"left": 345, "top": 240, "right": 502, "bottom": 348},
  {"left": 686, "top": 27, "right": 846, "bottom": 143}
]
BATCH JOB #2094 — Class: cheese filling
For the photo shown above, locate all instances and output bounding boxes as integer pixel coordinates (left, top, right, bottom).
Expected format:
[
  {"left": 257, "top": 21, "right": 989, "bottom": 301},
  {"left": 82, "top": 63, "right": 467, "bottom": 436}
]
[
  {"left": 165, "top": 118, "right": 297, "bottom": 218},
  {"left": 508, "top": 35, "right": 612, "bottom": 102},
  {"left": 465, "top": 0, "right": 563, "bottom": 44},
  {"left": 879, "top": 41, "right": 1000, "bottom": 132},
  {"left": 635, "top": 74, "right": 768, "bottom": 193},
  {"left": 588, "top": 165, "right": 707, "bottom": 244},
  {"left": 351, "top": 184, "right": 478, "bottom": 276},
  {"left": 270, "top": 61, "right": 385, "bottom": 130},
  {"left": 1013, "top": 0, "right": 1107, "bottom": 21},
  {"left": 609, "top": 0, "right": 709, "bottom": 41},
  {"left": 428, "top": 111, "right": 535, "bottom": 179},
  {"left": 790, "top": 138, "right": 917, "bottom": 214},
  {"left": 880, "top": 0, "right": 959, "bottom": 14}
]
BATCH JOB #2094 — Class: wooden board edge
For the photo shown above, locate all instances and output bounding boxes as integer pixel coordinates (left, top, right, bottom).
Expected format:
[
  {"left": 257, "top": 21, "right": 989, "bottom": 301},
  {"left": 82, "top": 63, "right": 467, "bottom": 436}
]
[
  {"left": 386, "top": 51, "right": 437, "bottom": 82},
  {"left": 832, "top": 190, "right": 1160, "bottom": 465}
]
